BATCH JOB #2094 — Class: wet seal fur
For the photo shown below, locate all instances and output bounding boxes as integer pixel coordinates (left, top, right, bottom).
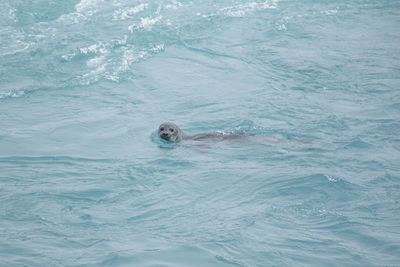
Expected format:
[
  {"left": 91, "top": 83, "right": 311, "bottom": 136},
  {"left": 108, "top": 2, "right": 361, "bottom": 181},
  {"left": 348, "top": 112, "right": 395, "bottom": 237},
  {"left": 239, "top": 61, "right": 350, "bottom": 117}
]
[{"left": 158, "top": 122, "right": 243, "bottom": 143}]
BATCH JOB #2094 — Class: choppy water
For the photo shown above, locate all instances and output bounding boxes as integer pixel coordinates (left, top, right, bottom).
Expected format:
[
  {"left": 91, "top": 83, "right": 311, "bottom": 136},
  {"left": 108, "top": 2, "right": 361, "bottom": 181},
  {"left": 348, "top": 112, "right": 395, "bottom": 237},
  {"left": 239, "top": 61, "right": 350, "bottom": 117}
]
[{"left": 1, "top": 0, "right": 400, "bottom": 266}]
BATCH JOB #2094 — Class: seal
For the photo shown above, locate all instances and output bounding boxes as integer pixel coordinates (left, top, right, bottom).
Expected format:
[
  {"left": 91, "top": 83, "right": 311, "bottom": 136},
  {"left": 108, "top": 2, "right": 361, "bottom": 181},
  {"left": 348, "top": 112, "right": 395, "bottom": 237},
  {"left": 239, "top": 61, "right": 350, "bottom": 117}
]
[
  {"left": 158, "top": 122, "right": 312, "bottom": 144},
  {"left": 158, "top": 122, "right": 184, "bottom": 142},
  {"left": 158, "top": 122, "right": 244, "bottom": 143}
]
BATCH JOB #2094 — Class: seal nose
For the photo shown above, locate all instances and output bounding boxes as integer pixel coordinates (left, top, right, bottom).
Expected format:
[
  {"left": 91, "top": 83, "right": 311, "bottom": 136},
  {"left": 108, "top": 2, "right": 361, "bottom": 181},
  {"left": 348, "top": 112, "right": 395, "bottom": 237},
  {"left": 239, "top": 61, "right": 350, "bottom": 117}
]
[{"left": 161, "top": 132, "right": 169, "bottom": 139}]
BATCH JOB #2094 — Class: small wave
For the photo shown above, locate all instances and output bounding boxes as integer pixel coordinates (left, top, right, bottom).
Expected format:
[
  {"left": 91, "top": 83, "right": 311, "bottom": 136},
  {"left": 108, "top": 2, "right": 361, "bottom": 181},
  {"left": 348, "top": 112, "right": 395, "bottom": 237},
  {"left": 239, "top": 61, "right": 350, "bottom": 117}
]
[
  {"left": 96, "top": 245, "right": 236, "bottom": 266},
  {"left": 322, "top": 9, "right": 338, "bottom": 16},
  {"left": 61, "top": 37, "right": 126, "bottom": 62},
  {"left": 63, "top": 34, "right": 164, "bottom": 84},
  {"left": 150, "top": 131, "right": 180, "bottom": 149},
  {"left": 0, "top": 89, "right": 25, "bottom": 100},
  {"left": 0, "top": 26, "right": 37, "bottom": 56},
  {"left": 73, "top": 41, "right": 164, "bottom": 84},
  {"left": 78, "top": 63, "right": 107, "bottom": 85},
  {"left": 8, "top": 7, "right": 18, "bottom": 22},
  {"left": 324, "top": 174, "right": 338, "bottom": 183},
  {"left": 0, "top": 155, "right": 119, "bottom": 165},
  {"left": 119, "top": 43, "right": 164, "bottom": 70}
]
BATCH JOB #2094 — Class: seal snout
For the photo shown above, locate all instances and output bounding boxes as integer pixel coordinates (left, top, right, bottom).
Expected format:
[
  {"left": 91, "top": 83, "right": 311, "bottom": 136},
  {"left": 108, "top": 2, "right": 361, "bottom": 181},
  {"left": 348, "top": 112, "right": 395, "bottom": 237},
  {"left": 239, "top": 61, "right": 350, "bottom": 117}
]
[
  {"left": 158, "top": 124, "right": 172, "bottom": 141},
  {"left": 160, "top": 132, "right": 170, "bottom": 139}
]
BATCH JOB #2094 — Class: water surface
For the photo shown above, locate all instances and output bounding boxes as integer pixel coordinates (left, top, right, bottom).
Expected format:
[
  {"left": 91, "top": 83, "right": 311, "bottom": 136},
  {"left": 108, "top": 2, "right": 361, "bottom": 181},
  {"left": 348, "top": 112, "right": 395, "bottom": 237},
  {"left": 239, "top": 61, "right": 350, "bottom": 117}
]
[{"left": 1, "top": 0, "right": 400, "bottom": 266}]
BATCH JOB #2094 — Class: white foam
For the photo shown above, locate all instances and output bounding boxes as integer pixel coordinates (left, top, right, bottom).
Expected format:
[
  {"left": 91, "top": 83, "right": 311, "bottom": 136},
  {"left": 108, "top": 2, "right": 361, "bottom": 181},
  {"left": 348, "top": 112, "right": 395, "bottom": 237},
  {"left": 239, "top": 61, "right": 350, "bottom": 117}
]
[
  {"left": 113, "top": 4, "right": 148, "bottom": 20},
  {"left": 119, "top": 44, "right": 165, "bottom": 71},
  {"left": 87, "top": 55, "right": 105, "bottom": 68},
  {"left": 61, "top": 53, "right": 75, "bottom": 61},
  {"left": 221, "top": 0, "right": 278, "bottom": 17},
  {"left": 165, "top": 0, "right": 182, "bottom": 10},
  {"left": 325, "top": 175, "right": 338, "bottom": 182},
  {"left": 150, "top": 44, "right": 165, "bottom": 53},
  {"left": 140, "top": 15, "right": 162, "bottom": 29},
  {"left": 277, "top": 23, "right": 287, "bottom": 30},
  {"left": 128, "top": 16, "right": 162, "bottom": 32},
  {"left": 57, "top": 12, "right": 86, "bottom": 25},
  {"left": 79, "top": 42, "right": 107, "bottom": 55},
  {"left": 104, "top": 73, "right": 119, "bottom": 82},
  {"left": 75, "top": 0, "right": 103, "bottom": 12},
  {"left": 119, "top": 49, "right": 147, "bottom": 71},
  {"left": 57, "top": 0, "right": 100, "bottom": 24}
]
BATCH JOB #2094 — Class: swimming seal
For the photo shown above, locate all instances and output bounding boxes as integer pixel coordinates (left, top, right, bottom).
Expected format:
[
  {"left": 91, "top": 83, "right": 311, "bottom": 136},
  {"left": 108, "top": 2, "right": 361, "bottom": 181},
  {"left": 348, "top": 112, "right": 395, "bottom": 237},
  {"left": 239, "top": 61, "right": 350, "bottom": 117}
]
[
  {"left": 158, "top": 122, "right": 244, "bottom": 143},
  {"left": 158, "top": 122, "right": 312, "bottom": 144},
  {"left": 158, "top": 122, "right": 184, "bottom": 142}
]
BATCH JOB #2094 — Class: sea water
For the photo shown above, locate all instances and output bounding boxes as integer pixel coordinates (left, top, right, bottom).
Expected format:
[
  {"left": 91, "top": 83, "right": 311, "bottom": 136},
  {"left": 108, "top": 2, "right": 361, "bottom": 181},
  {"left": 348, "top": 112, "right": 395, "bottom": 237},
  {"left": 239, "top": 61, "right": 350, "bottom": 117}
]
[{"left": 1, "top": 0, "right": 399, "bottom": 266}]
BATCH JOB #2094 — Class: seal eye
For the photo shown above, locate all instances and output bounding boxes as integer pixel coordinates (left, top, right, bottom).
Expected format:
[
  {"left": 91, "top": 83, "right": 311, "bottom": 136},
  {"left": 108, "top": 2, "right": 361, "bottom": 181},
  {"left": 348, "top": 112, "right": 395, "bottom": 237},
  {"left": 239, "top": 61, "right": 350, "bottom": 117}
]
[
  {"left": 160, "top": 127, "right": 164, "bottom": 131},
  {"left": 170, "top": 128, "right": 174, "bottom": 132}
]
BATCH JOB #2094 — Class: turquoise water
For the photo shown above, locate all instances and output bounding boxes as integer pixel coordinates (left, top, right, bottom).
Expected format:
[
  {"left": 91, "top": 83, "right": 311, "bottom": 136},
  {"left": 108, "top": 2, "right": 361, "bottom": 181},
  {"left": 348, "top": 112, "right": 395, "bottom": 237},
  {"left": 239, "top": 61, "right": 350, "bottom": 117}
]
[{"left": 1, "top": 0, "right": 400, "bottom": 265}]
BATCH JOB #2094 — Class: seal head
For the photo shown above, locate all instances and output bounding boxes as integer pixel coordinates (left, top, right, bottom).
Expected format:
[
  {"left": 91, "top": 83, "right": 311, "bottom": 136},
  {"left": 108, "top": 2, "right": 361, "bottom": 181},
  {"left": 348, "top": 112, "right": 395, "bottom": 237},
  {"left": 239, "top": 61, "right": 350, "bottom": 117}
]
[{"left": 158, "top": 122, "right": 183, "bottom": 142}]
